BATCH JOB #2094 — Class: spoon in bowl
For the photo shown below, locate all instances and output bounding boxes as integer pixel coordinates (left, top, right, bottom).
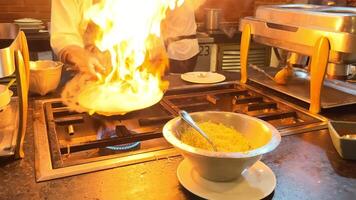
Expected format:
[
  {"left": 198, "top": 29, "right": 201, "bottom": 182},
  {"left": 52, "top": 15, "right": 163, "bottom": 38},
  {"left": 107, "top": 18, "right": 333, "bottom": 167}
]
[{"left": 179, "top": 110, "right": 217, "bottom": 151}]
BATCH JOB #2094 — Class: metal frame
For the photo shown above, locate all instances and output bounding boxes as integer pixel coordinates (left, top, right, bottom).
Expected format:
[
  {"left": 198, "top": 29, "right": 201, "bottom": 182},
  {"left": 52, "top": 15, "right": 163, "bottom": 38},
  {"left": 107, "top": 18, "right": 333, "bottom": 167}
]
[
  {"left": 34, "top": 81, "right": 328, "bottom": 182},
  {"left": 239, "top": 17, "right": 356, "bottom": 56},
  {"left": 216, "top": 42, "right": 271, "bottom": 72},
  {"left": 163, "top": 81, "right": 328, "bottom": 136},
  {"left": 33, "top": 99, "right": 180, "bottom": 182},
  {"left": 242, "top": 83, "right": 328, "bottom": 135},
  {"left": 0, "top": 31, "right": 30, "bottom": 159}
]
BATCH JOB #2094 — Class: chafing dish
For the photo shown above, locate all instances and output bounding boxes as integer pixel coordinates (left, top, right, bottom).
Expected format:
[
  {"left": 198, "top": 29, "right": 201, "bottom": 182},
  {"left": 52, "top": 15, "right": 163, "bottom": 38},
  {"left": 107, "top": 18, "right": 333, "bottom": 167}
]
[{"left": 239, "top": 4, "right": 356, "bottom": 113}]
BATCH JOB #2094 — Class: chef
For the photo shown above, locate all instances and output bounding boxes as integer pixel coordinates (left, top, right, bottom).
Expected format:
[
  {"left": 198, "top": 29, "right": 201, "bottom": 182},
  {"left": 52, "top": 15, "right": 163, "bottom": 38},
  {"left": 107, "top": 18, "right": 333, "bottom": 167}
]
[
  {"left": 50, "top": 0, "right": 199, "bottom": 76},
  {"left": 50, "top": 0, "right": 103, "bottom": 76},
  {"left": 161, "top": 1, "right": 200, "bottom": 74}
]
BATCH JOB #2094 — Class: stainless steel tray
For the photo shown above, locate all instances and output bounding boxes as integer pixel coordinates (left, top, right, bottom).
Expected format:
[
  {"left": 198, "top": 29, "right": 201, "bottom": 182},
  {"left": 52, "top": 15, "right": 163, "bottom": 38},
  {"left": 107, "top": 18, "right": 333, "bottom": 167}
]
[
  {"left": 328, "top": 121, "right": 356, "bottom": 160},
  {"left": 248, "top": 67, "right": 356, "bottom": 109}
]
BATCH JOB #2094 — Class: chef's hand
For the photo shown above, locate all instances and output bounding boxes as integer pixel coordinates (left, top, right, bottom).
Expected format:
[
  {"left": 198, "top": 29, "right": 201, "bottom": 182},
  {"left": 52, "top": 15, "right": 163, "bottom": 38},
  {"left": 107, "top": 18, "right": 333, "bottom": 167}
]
[{"left": 58, "top": 45, "right": 106, "bottom": 78}]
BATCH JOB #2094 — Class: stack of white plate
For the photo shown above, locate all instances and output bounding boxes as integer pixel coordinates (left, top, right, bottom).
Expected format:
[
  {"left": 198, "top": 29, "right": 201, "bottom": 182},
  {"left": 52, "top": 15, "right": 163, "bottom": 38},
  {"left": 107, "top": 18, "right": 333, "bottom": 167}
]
[{"left": 14, "top": 18, "right": 45, "bottom": 33}]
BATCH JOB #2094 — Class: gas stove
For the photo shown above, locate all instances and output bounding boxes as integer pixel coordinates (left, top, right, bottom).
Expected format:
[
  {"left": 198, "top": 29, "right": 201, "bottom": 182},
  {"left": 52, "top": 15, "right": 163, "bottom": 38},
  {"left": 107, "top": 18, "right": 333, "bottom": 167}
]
[{"left": 34, "top": 81, "right": 327, "bottom": 181}]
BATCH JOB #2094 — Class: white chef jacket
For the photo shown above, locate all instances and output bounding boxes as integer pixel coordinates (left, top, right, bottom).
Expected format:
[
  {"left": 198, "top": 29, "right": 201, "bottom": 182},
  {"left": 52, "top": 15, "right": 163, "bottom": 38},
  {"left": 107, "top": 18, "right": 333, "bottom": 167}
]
[
  {"left": 50, "top": 0, "right": 199, "bottom": 61},
  {"left": 50, "top": 0, "right": 92, "bottom": 56},
  {"left": 161, "top": 1, "right": 199, "bottom": 60}
]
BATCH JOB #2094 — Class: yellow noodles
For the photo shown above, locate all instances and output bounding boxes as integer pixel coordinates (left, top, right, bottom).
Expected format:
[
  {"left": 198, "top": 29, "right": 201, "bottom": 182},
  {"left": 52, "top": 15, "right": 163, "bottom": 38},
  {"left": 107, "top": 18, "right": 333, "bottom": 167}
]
[{"left": 181, "top": 121, "right": 256, "bottom": 152}]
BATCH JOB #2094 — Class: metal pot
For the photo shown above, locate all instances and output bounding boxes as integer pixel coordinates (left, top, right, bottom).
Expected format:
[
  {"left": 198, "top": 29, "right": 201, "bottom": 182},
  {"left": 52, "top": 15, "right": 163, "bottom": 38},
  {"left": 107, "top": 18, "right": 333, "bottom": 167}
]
[{"left": 205, "top": 8, "right": 221, "bottom": 31}]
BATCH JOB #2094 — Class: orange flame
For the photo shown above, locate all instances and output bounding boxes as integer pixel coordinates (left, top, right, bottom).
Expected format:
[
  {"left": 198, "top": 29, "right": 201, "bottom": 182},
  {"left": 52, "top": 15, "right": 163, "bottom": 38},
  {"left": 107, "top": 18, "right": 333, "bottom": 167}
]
[
  {"left": 62, "top": 0, "right": 185, "bottom": 116},
  {"left": 86, "top": 0, "right": 184, "bottom": 82}
]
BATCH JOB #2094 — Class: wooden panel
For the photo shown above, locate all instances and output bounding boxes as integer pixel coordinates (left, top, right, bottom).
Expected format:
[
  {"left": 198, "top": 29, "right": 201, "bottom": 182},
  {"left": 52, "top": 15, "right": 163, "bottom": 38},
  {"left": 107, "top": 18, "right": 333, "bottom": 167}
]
[
  {"left": 194, "top": 0, "right": 294, "bottom": 23},
  {"left": 1, "top": 0, "right": 355, "bottom": 24},
  {"left": 0, "top": 0, "right": 50, "bottom": 23},
  {"left": 195, "top": 0, "right": 254, "bottom": 22},
  {"left": 347, "top": 0, "right": 356, "bottom": 6},
  {"left": 195, "top": 0, "right": 356, "bottom": 23}
]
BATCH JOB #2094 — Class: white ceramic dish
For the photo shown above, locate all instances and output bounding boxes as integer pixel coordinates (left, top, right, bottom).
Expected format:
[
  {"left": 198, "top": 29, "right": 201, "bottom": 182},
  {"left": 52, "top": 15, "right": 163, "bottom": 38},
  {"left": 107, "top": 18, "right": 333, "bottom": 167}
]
[
  {"left": 29, "top": 60, "right": 63, "bottom": 96},
  {"left": 163, "top": 111, "right": 281, "bottom": 182},
  {"left": 20, "top": 27, "right": 45, "bottom": 33},
  {"left": 181, "top": 71, "right": 225, "bottom": 84},
  {"left": 15, "top": 22, "right": 43, "bottom": 27},
  {"left": 19, "top": 25, "right": 45, "bottom": 29},
  {"left": 14, "top": 18, "right": 42, "bottom": 23},
  {"left": 177, "top": 159, "right": 276, "bottom": 200}
]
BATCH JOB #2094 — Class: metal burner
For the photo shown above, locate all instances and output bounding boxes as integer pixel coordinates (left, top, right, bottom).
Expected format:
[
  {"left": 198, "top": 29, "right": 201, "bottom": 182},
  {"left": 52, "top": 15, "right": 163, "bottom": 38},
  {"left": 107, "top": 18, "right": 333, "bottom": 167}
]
[
  {"left": 34, "top": 82, "right": 328, "bottom": 181},
  {"left": 96, "top": 126, "right": 141, "bottom": 151}
]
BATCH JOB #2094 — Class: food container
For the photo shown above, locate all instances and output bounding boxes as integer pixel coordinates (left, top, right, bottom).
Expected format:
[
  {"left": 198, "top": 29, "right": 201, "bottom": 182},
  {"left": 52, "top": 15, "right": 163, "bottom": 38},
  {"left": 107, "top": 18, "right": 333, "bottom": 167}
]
[
  {"left": 29, "top": 60, "right": 63, "bottom": 96},
  {"left": 328, "top": 121, "right": 356, "bottom": 160},
  {"left": 205, "top": 8, "right": 221, "bottom": 30},
  {"left": 0, "top": 84, "right": 13, "bottom": 109},
  {"left": 163, "top": 111, "right": 281, "bottom": 182}
]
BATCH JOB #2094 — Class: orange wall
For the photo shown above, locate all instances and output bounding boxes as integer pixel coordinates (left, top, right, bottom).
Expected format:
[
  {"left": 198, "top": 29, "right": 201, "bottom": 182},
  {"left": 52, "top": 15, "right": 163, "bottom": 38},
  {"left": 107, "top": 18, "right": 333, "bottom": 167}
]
[
  {"left": 0, "top": 0, "right": 51, "bottom": 23},
  {"left": 195, "top": 0, "right": 255, "bottom": 22},
  {"left": 195, "top": 0, "right": 356, "bottom": 22},
  {"left": 0, "top": 0, "right": 356, "bottom": 23},
  {"left": 347, "top": 0, "right": 356, "bottom": 6},
  {"left": 0, "top": 0, "right": 290, "bottom": 23},
  {"left": 195, "top": 0, "right": 296, "bottom": 22}
]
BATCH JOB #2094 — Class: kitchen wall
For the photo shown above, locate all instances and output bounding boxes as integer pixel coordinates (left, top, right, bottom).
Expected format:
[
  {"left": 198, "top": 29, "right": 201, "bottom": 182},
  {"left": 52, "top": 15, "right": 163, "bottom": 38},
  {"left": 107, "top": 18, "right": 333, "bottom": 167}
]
[
  {"left": 195, "top": 0, "right": 254, "bottom": 22},
  {"left": 0, "top": 0, "right": 292, "bottom": 23},
  {"left": 195, "top": 0, "right": 356, "bottom": 22},
  {"left": 347, "top": 0, "right": 356, "bottom": 5},
  {"left": 0, "top": 0, "right": 50, "bottom": 23},
  {"left": 0, "top": 0, "right": 356, "bottom": 23},
  {"left": 195, "top": 0, "right": 295, "bottom": 22}
]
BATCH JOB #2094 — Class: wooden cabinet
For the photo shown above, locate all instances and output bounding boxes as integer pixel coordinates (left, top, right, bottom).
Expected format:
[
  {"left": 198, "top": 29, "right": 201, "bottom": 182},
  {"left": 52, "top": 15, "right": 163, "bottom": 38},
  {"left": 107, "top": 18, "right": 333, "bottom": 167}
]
[
  {"left": 1, "top": 0, "right": 355, "bottom": 24},
  {"left": 0, "top": 0, "right": 292, "bottom": 23},
  {"left": 195, "top": 0, "right": 255, "bottom": 22},
  {"left": 0, "top": 0, "right": 50, "bottom": 23}
]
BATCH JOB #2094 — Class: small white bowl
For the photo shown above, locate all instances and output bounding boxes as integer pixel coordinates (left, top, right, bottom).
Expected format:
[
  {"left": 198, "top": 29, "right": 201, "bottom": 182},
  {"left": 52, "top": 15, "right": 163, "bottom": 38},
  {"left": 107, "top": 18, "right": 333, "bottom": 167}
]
[
  {"left": 29, "top": 60, "right": 63, "bottom": 96},
  {"left": 0, "top": 84, "right": 13, "bottom": 109}
]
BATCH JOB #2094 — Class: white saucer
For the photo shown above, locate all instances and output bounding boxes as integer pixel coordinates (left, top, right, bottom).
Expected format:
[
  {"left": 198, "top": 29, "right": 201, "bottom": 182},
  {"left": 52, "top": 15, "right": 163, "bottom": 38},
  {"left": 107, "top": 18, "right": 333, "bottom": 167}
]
[
  {"left": 14, "top": 18, "right": 42, "bottom": 23},
  {"left": 181, "top": 71, "right": 225, "bottom": 84},
  {"left": 177, "top": 159, "right": 276, "bottom": 200},
  {"left": 15, "top": 22, "right": 43, "bottom": 26}
]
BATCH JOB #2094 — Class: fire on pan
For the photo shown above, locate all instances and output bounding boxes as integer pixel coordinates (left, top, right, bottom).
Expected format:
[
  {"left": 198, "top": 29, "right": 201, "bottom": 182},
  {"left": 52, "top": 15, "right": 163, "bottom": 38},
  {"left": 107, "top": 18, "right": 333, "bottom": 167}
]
[{"left": 61, "top": 0, "right": 187, "bottom": 116}]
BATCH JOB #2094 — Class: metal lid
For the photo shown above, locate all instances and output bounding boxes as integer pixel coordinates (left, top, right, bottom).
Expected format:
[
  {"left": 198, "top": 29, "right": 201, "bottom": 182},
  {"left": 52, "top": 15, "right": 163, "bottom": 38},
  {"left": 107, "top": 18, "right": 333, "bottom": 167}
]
[{"left": 255, "top": 4, "right": 356, "bottom": 33}]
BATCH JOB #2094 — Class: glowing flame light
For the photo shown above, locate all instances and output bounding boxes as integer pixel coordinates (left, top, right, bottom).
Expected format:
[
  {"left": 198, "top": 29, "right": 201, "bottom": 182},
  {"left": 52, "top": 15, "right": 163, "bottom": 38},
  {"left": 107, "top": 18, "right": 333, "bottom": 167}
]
[
  {"left": 86, "top": 0, "right": 184, "bottom": 82},
  {"left": 62, "top": 0, "right": 184, "bottom": 116}
]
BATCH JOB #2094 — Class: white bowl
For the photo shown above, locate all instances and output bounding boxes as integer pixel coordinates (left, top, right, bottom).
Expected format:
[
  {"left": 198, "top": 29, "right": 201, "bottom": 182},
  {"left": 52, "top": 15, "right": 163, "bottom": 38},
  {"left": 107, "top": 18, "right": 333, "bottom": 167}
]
[
  {"left": 0, "top": 84, "right": 13, "bottom": 109},
  {"left": 163, "top": 111, "right": 281, "bottom": 182},
  {"left": 29, "top": 60, "right": 63, "bottom": 96}
]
